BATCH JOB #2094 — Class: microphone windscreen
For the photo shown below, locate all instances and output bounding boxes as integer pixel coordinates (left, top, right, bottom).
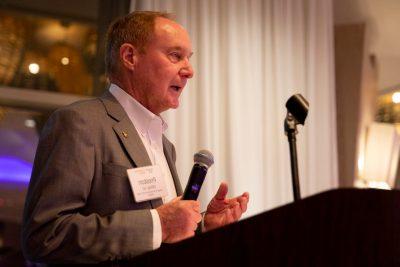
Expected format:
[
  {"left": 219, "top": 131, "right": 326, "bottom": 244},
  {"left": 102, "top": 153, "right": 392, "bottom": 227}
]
[
  {"left": 285, "top": 94, "right": 309, "bottom": 125},
  {"left": 194, "top": 150, "right": 214, "bottom": 168}
]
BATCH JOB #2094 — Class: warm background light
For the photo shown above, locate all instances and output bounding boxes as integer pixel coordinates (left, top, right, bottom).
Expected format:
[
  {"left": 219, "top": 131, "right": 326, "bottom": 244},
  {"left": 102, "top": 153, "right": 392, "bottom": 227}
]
[
  {"left": 24, "top": 119, "right": 36, "bottom": 128},
  {"left": 392, "top": 92, "right": 400, "bottom": 104},
  {"left": 28, "top": 63, "right": 39, "bottom": 74},
  {"left": 356, "top": 122, "right": 400, "bottom": 189},
  {"left": 61, "top": 57, "right": 69, "bottom": 65}
]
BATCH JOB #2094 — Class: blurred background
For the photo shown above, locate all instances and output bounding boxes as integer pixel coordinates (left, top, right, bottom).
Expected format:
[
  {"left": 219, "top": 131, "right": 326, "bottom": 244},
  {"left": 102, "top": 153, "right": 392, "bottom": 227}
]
[
  {"left": 0, "top": 0, "right": 399, "bottom": 265},
  {"left": 0, "top": 0, "right": 130, "bottom": 264}
]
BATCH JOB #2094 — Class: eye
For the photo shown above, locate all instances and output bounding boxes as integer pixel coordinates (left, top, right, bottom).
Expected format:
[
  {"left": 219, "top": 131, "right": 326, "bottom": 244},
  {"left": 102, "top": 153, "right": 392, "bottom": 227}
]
[{"left": 168, "top": 52, "right": 182, "bottom": 63}]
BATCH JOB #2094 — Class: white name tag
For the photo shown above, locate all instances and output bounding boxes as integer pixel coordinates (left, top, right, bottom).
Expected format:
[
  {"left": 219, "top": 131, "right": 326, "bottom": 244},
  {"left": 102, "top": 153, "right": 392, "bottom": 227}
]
[{"left": 127, "top": 165, "right": 167, "bottom": 202}]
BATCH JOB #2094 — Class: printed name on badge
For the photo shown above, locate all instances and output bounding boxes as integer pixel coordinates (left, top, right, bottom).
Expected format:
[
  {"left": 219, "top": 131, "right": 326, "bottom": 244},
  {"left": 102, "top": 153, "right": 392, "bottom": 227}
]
[{"left": 127, "top": 165, "right": 167, "bottom": 202}]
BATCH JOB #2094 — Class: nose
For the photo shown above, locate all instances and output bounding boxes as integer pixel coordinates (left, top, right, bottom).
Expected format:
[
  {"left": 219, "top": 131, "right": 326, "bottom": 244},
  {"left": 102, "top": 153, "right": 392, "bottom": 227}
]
[{"left": 179, "top": 60, "right": 194, "bottom": 79}]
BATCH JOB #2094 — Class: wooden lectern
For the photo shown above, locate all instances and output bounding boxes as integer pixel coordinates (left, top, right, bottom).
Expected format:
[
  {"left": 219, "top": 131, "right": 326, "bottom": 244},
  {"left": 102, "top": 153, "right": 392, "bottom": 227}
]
[{"left": 120, "top": 189, "right": 400, "bottom": 266}]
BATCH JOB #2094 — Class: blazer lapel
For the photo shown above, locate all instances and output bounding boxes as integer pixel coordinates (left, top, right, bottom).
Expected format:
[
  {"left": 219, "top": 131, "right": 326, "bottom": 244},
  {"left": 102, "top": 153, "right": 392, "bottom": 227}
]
[
  {"left": 163, "top": 136, "right": 182, "bottom": 196},
  {"left": 101, "top": 91, "right": 152, "bottom": 167},
  {"left": 100, "top": 91, "right": 163, "bottom": 208},
  {"left": 113, "top": 118, "right": 151, "bottom": 168}
]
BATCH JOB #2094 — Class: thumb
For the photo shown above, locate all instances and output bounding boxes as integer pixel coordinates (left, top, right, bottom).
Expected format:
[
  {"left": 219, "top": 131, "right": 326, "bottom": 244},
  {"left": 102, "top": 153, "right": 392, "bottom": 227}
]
[
  {"left": 214, "top": 182, "right": 228, "bottom": 201},
  {"left": 171, "top": 196, "right": 181, "bottom": 202}
]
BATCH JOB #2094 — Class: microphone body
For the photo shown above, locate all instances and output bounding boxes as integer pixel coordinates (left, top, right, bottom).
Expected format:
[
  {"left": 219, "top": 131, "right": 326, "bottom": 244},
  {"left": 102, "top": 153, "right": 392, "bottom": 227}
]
[{"left": 182, "top": 150, "right": 214, "bottom": 200}]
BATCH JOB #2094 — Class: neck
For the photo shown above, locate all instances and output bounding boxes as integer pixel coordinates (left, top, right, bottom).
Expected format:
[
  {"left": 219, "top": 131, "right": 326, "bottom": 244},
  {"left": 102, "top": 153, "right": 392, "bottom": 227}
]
[{"left": 109, "top": 75, "right": 160, "bottom": 115}]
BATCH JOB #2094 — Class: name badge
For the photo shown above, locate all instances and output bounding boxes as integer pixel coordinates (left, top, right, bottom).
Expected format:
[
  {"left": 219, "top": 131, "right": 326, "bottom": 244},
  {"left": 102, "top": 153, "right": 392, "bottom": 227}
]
[{"left": 127, "top": 165, "right": 167, "bottom": 202}]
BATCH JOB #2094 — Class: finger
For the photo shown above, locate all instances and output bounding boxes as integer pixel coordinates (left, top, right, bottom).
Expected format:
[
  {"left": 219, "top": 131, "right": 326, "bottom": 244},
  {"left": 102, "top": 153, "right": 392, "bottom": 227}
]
[
  {"left": 181, "top": 200, "right": 200, "bottom": 211},
  {"left": 190, "top": 201, "right": 200, "bottom": 212},
  {"left": 186, "top": 231, "right": 195, "bottom": 239},
  {"left": 185, "top": 221, "right": 197, "bottom": 233},
  {"left": 180, "top": 231, "right": 194, "bottom": 241},
  {"left": 192, "top": 220, "right": 200, "bottom": 231},
  {"left": 226, "top": 197, "right": 240, "bottom": 205},
  {"left": 214, "top": 182, "right": 228, "bottom": 201},
  {"left": 171, "top": 196, "right": 181, "bottom": 203},
  {"left": 231, "top": 203, "right": 242, "bottom": 220},
  {"left": 207, "top": 198, "right": 227, "bottom": 212},
  {"left": 229, "top": 192, "right": 249, "bottom": 203},
  {"left": 225, "top": 207, "right": 235, "bottom": 223},
  {"left": 189, "top": 209, "right": 202, "bottom": 222},
  {"left": 227, "top": 193, "right": 249, "bottom": 211},
  {"left": 192, "top": 200, "right": 200, "bottom": 210},
  {"left": 239, "top": 198, "right": 248, "bottom": 213},
  {"left": 242, "top": 192, "right": 250, "bottom": 200},
  {"left": 238, "top": 196, "right": 249, "bottom": 212}
]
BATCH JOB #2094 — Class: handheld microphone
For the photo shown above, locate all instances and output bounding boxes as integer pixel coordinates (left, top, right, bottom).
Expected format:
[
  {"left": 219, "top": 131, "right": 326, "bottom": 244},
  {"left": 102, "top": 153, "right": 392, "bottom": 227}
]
[{"left": 182, "top": 150, "right": 214, "bottom": 200}]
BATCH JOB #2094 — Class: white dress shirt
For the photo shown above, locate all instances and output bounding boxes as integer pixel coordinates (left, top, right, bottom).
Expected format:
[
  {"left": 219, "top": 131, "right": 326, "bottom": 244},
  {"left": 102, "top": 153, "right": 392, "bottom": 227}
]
[{"left": 109, "top": 83, "right": 177, "bottom": 249}]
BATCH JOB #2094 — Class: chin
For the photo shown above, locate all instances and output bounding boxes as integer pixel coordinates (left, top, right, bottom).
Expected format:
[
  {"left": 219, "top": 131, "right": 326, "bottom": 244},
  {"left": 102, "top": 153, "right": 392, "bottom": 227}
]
[
  {"left": 168, "top": 99, "right": 180, "bottom": 109},
  {"left": 167, "top": 105, "right": 179, "bottom": 111},
  {"left": 158, "top": 105, "right": 178, "bottom": 114}
]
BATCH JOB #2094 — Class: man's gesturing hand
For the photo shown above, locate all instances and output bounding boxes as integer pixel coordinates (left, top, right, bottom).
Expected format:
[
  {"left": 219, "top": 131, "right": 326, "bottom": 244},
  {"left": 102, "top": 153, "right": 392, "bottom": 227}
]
[
  {"left": 156, "top": 197, "right": 202, "bottom": 243},
  {"left": 204, "top": 182, "right": 249, "bottom": 231}
]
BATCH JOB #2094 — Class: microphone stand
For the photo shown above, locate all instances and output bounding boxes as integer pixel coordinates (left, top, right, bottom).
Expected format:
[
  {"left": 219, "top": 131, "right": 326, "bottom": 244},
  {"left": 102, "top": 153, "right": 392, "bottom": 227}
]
[{"left": 284, "top": 112, "right": 301, "bottom": 202}]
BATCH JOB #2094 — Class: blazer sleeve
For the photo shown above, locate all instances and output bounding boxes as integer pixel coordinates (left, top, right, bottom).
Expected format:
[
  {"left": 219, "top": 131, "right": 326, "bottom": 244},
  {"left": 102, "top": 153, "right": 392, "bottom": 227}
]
[{"left": 22, "top": 107, "right": 153, "bottom": 263}]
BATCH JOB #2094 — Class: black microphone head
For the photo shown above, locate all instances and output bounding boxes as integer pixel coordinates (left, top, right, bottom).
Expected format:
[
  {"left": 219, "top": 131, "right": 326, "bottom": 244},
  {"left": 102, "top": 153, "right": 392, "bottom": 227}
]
[
  {"left": 285, "top": 94, "right": 309, "bottom": 125},
  {"left": 194, "top": 150, "right": 214, "bottom": 168}
]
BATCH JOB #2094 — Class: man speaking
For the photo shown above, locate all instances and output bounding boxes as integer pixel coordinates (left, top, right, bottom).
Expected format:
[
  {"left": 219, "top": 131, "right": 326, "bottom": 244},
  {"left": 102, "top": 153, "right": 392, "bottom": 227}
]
[{"left": 22, "top": 11, "right": 249, "bottom": 263}]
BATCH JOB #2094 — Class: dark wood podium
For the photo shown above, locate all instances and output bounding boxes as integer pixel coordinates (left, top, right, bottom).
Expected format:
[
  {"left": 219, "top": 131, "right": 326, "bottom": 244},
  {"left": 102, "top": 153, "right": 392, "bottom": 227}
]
[{"left": 120, "top": 189, "right": 400, "bottom": 266}]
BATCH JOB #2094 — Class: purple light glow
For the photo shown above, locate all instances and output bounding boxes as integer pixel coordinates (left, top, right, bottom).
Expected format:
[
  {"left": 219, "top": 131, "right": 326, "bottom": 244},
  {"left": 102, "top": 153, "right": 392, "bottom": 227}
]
[{"left": 0, "top": 156, "right": 32, "bottom": 183}]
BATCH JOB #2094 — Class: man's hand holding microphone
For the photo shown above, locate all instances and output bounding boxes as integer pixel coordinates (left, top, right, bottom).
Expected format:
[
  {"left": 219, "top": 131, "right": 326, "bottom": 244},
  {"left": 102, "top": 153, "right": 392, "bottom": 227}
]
[{"left": 156, "top": 150, "right": 249, "bottom": 243}]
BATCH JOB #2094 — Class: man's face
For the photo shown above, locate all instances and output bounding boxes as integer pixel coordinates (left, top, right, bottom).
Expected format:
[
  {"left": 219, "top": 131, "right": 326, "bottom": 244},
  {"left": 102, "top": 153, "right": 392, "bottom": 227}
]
[{"left": 132, "top": 17, "right": 194, "bottom": 115}]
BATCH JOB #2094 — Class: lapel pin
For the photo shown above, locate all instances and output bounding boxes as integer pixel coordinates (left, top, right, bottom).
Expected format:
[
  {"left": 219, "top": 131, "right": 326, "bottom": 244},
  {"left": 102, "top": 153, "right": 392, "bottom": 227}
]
[{"left": 122, "top": 131, "right": 128, "bottom": 138}]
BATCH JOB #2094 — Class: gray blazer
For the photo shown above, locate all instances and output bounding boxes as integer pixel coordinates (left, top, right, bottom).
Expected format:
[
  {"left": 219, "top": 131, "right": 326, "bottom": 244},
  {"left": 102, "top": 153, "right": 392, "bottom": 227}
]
[{"left": 22, "top": 91, "right": 182, "bottom": 263}]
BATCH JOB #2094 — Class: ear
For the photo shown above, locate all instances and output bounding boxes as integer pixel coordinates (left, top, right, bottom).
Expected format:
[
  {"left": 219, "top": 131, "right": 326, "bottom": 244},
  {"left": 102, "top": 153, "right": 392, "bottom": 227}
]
[{"left": 119, "top": 43, "right": 138, "bottom": 71}]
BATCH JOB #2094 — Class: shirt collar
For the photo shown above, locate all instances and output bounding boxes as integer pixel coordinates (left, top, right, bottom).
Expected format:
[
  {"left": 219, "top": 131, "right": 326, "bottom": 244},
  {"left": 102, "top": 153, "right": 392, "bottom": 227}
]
[{"left": 108, "top": 83, "right": 168, "bottom": 137}]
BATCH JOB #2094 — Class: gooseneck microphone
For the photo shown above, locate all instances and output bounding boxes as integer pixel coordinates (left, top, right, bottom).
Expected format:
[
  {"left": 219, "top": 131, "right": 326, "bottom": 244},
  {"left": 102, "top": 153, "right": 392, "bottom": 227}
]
[
  {"left": 284, "top": 94, "right": 309, "bottom": 202},
  {"left": 182, "top": 150, "right": 214, "bottom": 200}
]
